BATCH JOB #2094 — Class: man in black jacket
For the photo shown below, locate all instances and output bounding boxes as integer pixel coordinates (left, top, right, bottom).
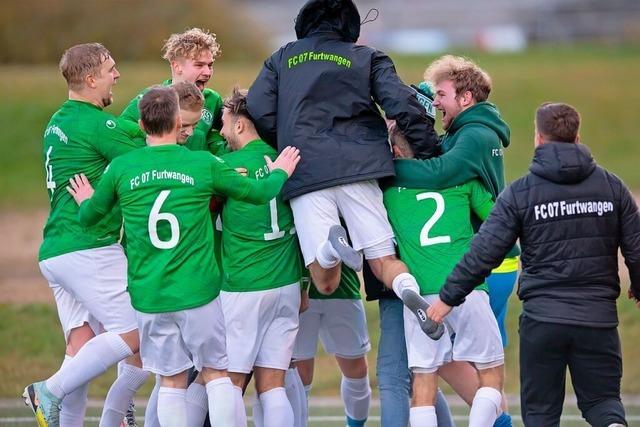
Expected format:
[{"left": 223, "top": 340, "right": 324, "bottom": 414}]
[
  {"left": 428, "top": 102, "right": 640, "bottom": 427},
  {"left": 247, "top": 0, "right": 441, "bottom": 337}
]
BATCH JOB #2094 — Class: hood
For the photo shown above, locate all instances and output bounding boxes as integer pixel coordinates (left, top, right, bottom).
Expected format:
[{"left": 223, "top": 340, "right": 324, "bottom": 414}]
[
  {"left": 530, "top": 142, "right": 596, "bottom": 184},
  {"left": 295, "top": 0, "right": 361, "bottom": 42},
  {"left": 448, "top": 102, "right": 510, "bottom": 148}
]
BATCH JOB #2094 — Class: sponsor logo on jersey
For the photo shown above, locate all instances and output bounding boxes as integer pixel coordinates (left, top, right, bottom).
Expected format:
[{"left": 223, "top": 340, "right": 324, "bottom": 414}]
[
  {"left": 105, "top": 119, "right": 117, "bottom": 129},
  {"left": 201, "top": 109, "right": 213, "bottom": 125}
]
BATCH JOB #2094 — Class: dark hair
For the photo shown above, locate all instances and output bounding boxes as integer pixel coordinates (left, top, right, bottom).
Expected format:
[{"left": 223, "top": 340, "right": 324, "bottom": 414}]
[
  {"left": 223, "top": 86, "right": 250, "bottom": 120},
  {"left": 172, "top": 81, "right": 204, "bottom": 111},
  {"left": 535, "top": 102, "right": 581, "bottom": 143},
  {"left": 139, "top": 86, "right": 179, "bottom": 136}
]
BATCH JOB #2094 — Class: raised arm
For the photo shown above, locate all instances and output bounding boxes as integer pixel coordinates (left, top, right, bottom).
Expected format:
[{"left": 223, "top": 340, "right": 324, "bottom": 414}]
[{"left": 370, "top": 50, "right": 439, "bottom": 160}]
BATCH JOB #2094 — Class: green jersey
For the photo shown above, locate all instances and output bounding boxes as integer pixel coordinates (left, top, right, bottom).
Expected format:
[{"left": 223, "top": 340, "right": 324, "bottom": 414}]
[
  {"left": 220, "top": 140, "right": 302, "bottom": 292},
  {"left": 39, "top": 100, "right": 141, "bottom": 261},
  {"left": 309, "top": 266, "right": 361, "bottom": 300},
  {"left": 383, "top": 180, "right": 493, "bottom": 295},
  {"left": 77, "top": 144, "right": 288, "bottom": 313},
  {"left": 120, "top": 80, "right": 226, "bottom": 155}
]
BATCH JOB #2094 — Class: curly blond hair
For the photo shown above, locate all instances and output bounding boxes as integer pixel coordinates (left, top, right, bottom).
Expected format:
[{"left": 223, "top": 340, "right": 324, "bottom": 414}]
[
  {"left": 424, "top": 55, "right": 492, "bottom": 102},
  {"left": 162, "top": 28, "right": 221, "bottom": 62}
]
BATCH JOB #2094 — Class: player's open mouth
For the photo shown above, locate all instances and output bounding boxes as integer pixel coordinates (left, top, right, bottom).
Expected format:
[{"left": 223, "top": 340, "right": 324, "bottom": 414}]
[{"left": 196, "top": 80, "right": 207, "bottom": 89}]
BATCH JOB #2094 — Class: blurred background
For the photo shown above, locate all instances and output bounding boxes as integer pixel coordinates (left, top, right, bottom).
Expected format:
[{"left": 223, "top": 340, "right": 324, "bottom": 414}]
[{"left": 1, "top": 0, "right": 640, "bottom": 425}]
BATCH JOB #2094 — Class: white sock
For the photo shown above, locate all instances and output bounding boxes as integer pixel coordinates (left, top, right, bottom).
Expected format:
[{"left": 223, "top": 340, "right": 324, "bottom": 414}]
[
  {"left": 284, "top": 368, "right": 308, "bottom": 427},
  {"left": 260, "top": 387, "right": 294, "bottom": 427},
  {"left": 469, "top": 387, "right": 502, "bottom": 427},
  {"left": 340, "top": 375, "right": 371, "bottom": 422},
  {"left": 100, "top": 362, "right": 149, "bottom": 427},
  {"left": 46, "top": 332, "right": 134, "bottom": 398},
  {"left": 144, "top": 376, "right": 161, "bottom": 427},
  {"left": 59, "top": 355, "right": 89, "bottom": 427},
  {"left": 316, "top": 240, "right": 340, "bottom": 269},
  {"left": 391, "top": 272, "right": 420, "bottom": 300},
  {"left": 157, "top": 387, "right": 187, "bottom": 427},
  {"left": 206, "top": 377, "right": 236, "bottom": 427},
  {"left": 252, "top": 395, "right": 264, "bottom": 427},
  {"left": 234, "top": 385, "right": 247, "bottom": 427},
  {"left": 410, "top": 406, "right": 437, "bottom": 427},
  {"left": 185, "top": 382, "right": 208, "bottom": 427}
]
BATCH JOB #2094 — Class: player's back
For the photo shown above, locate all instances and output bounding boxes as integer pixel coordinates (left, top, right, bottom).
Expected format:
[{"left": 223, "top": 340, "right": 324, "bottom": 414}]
[
  {"left": 383, "top": 180, "right": 493, "bottom": 294},
  {"left": 220, "top": 140, "right": 301, "bottom": 292},
  {"left": 40, "top": 100, "right": 138, "bottom": 261},
  {"left": 110, "top": 145, "right": 223, "bottom": 313}
]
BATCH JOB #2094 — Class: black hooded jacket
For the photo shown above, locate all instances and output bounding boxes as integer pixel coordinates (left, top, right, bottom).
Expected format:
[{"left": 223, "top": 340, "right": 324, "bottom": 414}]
[
  {"left": 440, "top": 142, "right": 640, "bottom": 327},
  {"left": 246, "top": 0, "right": 438, "bottom": 200}
]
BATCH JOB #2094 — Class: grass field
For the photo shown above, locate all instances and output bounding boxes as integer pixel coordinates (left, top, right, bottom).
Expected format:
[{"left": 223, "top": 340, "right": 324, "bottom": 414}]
[
  {"left": 2, "top": 45, "right": 640, "bottom": 207},
  {"left": 1, "top": 45, "right": 640, "bottom": 423}
]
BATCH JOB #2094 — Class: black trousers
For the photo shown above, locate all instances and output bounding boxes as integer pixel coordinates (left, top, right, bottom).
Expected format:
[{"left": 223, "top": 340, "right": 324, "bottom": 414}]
[{"left": 519, "top": 314, "right": 626, "bottom": 427}]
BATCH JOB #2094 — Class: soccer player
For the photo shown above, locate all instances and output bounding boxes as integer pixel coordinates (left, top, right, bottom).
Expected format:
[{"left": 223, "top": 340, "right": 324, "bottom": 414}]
[
  {"left": 210, "top": 87, "right": 302, "bottom": 427},
  {"left": 120, "top": 27, "right": 226, "bottom": 154},
  {"left": 23, "top": 43, "right": 148, "bottom": 427},
  {"left": 292, "top": 266, "right": 372, "bottom": 427},
  {"left": 384, "top": 126, "right": 505, "bottom": 427},
  {"left": 428, "top": 103, "right": 639, "bottom": 427},
  {"left": 247, "top": 0, "right": 442, "bottom": 340},
  {"left": 65, "top": 86, "right": 300, "bottom": 427}
]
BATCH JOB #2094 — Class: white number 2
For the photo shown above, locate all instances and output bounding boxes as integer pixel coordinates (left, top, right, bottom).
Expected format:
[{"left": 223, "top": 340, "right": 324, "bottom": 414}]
[
  {"left": 148, "top": 190, "right": 180, "bottom": 249},
  {"left": 416, "top": 192, "right": 451, "bottom": 246}
]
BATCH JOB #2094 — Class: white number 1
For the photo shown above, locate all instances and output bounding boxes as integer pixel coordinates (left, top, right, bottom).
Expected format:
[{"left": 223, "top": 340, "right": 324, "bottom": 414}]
[
  {"left": 264, "top": 198, "right": 285, "bottom": 241},
  {"left": 416, "top": 192, "right": 451, "bottom": 246}
]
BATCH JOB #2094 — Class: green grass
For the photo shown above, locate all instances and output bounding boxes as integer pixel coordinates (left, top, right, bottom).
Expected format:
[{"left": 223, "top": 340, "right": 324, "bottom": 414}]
[
  {"left": 2, "top": 290, "right": 639, "bottom": 398},
  {"left": 2, "top": 45, "right": 640, "bottom": 207}
]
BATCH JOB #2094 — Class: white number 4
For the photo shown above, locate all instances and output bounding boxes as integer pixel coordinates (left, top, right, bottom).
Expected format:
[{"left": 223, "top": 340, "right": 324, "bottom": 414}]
[
  {"left": 416, "top": 192, "right": 451, "bottom": 246},
  {"left": 149, "top": 190, "right": 180, "bottom": 249}
]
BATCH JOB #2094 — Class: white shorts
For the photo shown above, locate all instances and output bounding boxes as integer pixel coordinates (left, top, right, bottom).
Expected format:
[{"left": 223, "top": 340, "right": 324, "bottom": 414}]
[
  {"left": 50, "top": 285, "right": 101, "bottom": 342},
  {"left": 221, "top": 283, "right": 300, "bottom": 374},
  {"left": 39, "top": 244, "right": 137, "bottom": 335},
  {"left": 289, "top": 181, "right": 395, "bottom": 266},
  {"left": 136, "top": 298, "right": 228, "bottom": 376},
  {"left": 404, "top": 291, "right": 504, "bottom": 373},
  {"left": 293, "top": 298, "right": 371, "bottom": 360}
]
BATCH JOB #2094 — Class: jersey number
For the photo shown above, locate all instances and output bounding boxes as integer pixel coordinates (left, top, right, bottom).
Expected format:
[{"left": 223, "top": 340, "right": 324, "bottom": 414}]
[
  {"left": 149, "top": 190, "right": 180, "bottom": 249},
  {"left": 264, "top": 198, "right": 286, "bottom": 241},
  {"left": 416, "top": 192, "right": 451, "bottom": 246},
  {"left": 45, "top": 146, "right": 56, "bottom": 199}
]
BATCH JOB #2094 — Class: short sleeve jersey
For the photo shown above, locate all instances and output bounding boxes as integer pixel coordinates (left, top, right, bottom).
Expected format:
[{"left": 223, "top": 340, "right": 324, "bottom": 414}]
[
  {"left": 39, "top": 100, "right": 141, "bottom": 261},
  {"left": 383, "top": 180, "right": 494, "bottom": 295},
  {"left": 78, "top": 144, "right": 288, "bottom": 313},
  {"left": 220, "top": 140, "right": 302, "bottom": 292},
  {"left": 120, "top": 80, "right": 226, "bottom": 155}
]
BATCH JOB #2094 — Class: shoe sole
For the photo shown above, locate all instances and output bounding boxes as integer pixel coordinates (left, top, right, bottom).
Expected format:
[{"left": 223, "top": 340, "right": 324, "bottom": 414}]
[
  {"left": 23, "top": 385, "right": 48, "bottom": 427},
  {"left": 402, "top": 290, "right": 445, "bottom": 340},
  {"left": 328, "top": 225, "right": 363, "bottom": 271}
]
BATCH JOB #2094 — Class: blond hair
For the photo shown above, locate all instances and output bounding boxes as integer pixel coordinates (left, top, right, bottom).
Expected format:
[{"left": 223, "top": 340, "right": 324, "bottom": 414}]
[
  {"left": 424, "top": 55, "right": 492, "bottom": 102},
  {"left": 172, "top": 81, "right": 204, "bottom": 111},
  {"left": 59, "top": 43, "right": 111, "bottom": 91},
  {"left": 162, "top": 28, "right": 221, "bottom": 62}
]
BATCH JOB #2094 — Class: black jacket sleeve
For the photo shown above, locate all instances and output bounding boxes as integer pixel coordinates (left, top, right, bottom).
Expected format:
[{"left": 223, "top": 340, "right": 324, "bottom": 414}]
[
  {"left": 369, "top": 50, "right": 439, "bottom": 160},
  {"left": 615, "top": 177, "right": 640, "bottom": 299},
  {"left": 440, "top": 185, "right": 521, "bottom": 306},
  {"left": 247, "top": 53, "right": 279, "bottom": 147}
]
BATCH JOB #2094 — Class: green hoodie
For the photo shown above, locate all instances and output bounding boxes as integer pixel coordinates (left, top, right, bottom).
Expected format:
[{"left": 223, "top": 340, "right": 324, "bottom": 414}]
[{"left": 392, "top": 101, "right": 520, "bottom": 258}]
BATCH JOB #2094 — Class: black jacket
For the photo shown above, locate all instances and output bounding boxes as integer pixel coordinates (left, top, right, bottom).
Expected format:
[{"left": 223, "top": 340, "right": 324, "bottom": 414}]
[
  {"left": 246, "top": 0, "right": 438, "bottom": 200},
  {"left": 441, "top": 142, "right": 640, "bottom": 327}
]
